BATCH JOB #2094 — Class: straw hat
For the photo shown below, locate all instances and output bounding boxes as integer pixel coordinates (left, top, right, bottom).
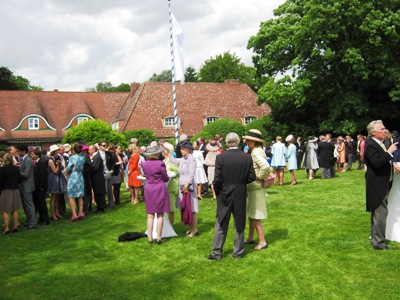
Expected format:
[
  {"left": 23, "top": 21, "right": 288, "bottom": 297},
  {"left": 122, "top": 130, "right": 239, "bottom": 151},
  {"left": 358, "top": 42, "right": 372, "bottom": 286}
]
[
  {"left": 142, "top": 145, "right": 164, "bottom": 156},
  {"left": 49, "top": 144, "right": 60, "bottom": 153},
  {"left": 163, "top": 142, "right": 174, "bottom": 153},
  {"left": 63, "top": 143, "right": 71, "bottom": 152},
  {"left": 242, "top": 129, "right": 264, "bottom": 143},
  {"left": 285, "top": 135, "right": 294, "bottom": 142}
]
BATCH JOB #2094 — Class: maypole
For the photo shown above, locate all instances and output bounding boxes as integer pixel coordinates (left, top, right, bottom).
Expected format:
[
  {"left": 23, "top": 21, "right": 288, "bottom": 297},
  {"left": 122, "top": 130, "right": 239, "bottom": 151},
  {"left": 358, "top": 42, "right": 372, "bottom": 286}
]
[{"left": 167, "top": 0, "right": 184, "bottom": 146}]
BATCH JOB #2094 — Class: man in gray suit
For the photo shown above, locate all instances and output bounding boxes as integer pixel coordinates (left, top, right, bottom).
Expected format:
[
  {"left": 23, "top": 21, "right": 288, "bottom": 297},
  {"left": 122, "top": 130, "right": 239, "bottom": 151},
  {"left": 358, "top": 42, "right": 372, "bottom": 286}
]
[
  {"left": 207, "top": 132, "right": 256, "bottom": 260},
  {"left": 16, "top": 144, "right": 37, "bottom": 229}
]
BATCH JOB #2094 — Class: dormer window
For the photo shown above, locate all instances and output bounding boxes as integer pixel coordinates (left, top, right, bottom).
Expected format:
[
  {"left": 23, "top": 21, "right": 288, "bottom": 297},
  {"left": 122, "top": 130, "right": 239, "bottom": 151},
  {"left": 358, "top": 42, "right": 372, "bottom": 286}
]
[
  {"left": 206, "top": 116, "right": 219, "bottom": 124},
  {"left": 28, "top": 117, "right": 39, "bottom": 130},
  {"left": 244, "top": 116, "right": 257, "bottom": 125},
  {"left": 78, "top": 116, "right": 89, "bottom": 124}
]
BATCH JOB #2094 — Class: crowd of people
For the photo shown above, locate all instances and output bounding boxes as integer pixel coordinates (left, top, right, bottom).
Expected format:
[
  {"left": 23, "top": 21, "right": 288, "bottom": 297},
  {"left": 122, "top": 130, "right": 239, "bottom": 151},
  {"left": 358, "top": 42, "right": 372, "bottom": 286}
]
[{"left": 1, "top": 124, "right": 399, "bottom": 256}]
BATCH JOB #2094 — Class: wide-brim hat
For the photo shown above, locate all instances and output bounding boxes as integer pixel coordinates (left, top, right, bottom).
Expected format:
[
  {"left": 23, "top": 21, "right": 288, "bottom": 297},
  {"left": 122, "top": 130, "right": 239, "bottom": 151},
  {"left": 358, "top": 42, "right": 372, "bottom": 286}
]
[
  {"left": 285, "top": 134, "right": 294, "bottom": 142},
  {"left": 63, "top": 143, "right": 71, "bottom": 152},
  {"left": 180, "top": 141, "right": 194, "bottom": 150},
  {"left": 142, "top": 145, "right": 164, "bottom": 156},
  {"left": 242, "top": 129, "right": 264, "bottom": 143},
  {"left": 206, "top": 141, "right": 219, "bottom": 151},
  {"left": 308, "top": 136, "right": 318, "bottom": 143},
  {"left": 163, "top": 142, "right": 174, "bottom": 153},
  {"left": 49, "top": 144, "right": 59, "bottom": 153}
]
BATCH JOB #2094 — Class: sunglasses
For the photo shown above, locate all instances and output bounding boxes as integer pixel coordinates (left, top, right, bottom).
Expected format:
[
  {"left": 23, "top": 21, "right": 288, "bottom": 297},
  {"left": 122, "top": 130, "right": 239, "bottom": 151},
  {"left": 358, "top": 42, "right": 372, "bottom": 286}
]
[{"left": 101, "top": 144, "right": 107, "bottom": 147}]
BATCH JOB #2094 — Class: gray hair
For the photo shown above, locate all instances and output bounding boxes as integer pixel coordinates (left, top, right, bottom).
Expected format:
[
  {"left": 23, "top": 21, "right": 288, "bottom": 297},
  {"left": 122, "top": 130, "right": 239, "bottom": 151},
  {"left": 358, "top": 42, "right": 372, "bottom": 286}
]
[
  {"left": 225, "top": 132, "right": 240, "bottom": 148},
  {"left": 367, "top": 120, "right": 383, "bottom": 137}
]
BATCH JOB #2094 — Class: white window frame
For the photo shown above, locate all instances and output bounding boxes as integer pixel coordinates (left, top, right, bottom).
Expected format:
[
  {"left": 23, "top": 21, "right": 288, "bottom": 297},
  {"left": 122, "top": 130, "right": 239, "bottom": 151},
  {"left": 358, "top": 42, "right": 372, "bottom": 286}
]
[
  {"left": 244, "top": 116, "right": 257, "bottom": 125},
  {"left": 28, "top": 117, "right": 39, "bottom": 130},
  {"left": 77, "top": 116, "right": 89, "bottom": 124},
  {"left": 164, "top": 117, "right": 180, "bottom": 127},
  {"left": 206, "top": 116, "right": 220, "bottom": 124}
]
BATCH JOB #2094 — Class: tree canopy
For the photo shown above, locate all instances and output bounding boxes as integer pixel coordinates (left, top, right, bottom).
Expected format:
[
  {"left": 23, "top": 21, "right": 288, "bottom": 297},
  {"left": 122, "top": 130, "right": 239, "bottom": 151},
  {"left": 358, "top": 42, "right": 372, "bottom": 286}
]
[
  {"left": 86, "top": 81, "right": 131, "bottom": 92},
  {"left": 62, "top": 119, "right": 127, "bottom": 148},
  {"left": 248, "top": 0, "right": 400, "bottom": 135},
  {"left": 0, "top": 66, "right": 43, "bottom": 91},
  {"left": 197, "top": 52, "right": 260, "bottom": 91}
]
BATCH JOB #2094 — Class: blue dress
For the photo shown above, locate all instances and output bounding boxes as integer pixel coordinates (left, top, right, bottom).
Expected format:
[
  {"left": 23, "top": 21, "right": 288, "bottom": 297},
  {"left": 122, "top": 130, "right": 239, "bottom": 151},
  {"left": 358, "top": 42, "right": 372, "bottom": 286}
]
[
  {"left": 66, "top": 154, "right": 85, "bottom": 198},
  {"left": 286, "top": 143, "right": 298, "bottom": 170}
]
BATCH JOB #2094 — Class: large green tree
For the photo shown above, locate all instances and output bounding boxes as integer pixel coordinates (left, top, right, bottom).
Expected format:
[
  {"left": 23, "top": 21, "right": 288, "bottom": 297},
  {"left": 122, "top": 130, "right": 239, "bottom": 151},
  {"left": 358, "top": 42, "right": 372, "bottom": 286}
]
[
  {"left": 62, "top": 119, "right": 127, "bottom": 148},
  {"left": 197, "top": 52, "right": 260, "bottom": 91},
  {"left": 248, "top": 0, "right": 400, "bottom": 135}
]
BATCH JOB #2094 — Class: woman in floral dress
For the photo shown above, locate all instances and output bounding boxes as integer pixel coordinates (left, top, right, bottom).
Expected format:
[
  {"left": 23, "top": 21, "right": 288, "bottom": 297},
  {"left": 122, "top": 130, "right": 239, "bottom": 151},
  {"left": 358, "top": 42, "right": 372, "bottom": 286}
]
[{"left": 66, "top": 143, "right": 85, "bottom": 222}]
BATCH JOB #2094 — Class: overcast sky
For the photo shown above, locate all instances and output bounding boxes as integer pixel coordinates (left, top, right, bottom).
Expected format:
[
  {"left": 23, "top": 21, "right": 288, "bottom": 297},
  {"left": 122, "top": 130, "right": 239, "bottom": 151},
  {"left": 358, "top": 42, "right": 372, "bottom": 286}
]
[{"left": 1, "top": 0, "right": 285, "bottom": 91}]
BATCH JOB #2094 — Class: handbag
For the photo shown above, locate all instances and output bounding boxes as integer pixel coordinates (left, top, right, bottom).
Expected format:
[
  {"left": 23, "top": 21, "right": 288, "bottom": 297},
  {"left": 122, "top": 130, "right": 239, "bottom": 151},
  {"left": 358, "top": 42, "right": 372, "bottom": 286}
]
[
  {"left": 261, "top": 173, "right": 276, "bottom": 188},
  {"left": 180, "top": 184, "right": 194, "bottom": 192}
]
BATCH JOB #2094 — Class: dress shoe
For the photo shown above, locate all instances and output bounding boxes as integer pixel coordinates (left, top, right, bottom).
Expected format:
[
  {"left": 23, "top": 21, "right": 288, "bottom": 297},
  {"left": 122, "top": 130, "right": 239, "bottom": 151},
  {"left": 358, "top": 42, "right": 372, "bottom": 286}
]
[
  {"left": 372, "top": 245, "right": 388, "bottom": 250},
  {"left": 244, "top": 240, "right": 256, "bottom": 244},
  {"left": 26, "top": 225, "right": 38, "bottom": 230},
  {"left": 255, "top": 243, "right": 268, "bottom": 250},
  {"left": 206, "top": 254, "right": 220, "bottom": 261},
  {"left": 39, "top": 221, "right": 50, "bottom": 226},
  {"left": 232, "top": 254, "right": 243, "bottom": 259},
  {"left": 94, "top": 210, "right": 104, "bottom": 214}
]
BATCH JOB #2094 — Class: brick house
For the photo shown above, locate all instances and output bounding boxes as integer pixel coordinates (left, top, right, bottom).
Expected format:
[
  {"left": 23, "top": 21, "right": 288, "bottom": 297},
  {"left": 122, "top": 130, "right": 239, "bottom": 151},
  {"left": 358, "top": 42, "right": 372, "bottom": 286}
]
[
  {"left": 0, "top": 80, "right": 270, "bottom": 150},
  {"left": 114, "top": 80, "right": 271, "bottom": 138}
]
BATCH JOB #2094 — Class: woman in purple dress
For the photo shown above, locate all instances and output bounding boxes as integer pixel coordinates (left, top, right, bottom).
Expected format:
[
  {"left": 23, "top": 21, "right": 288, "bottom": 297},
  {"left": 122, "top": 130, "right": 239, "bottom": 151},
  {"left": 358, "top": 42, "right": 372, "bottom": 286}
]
[{"left": 141, "top": 145, "right": 170, "bottom": 244}]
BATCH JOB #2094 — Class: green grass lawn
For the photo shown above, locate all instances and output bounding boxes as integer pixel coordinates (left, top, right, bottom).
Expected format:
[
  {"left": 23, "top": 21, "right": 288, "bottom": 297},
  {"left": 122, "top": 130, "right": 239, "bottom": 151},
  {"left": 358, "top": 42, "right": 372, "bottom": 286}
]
[{"left": 0, "top": 169, "right": 399, "bottom": 300}]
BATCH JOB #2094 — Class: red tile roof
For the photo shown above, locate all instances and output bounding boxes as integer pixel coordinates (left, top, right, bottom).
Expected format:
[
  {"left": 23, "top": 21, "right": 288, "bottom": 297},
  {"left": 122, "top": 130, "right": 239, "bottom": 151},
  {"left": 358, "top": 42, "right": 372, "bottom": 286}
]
[{"left": 0, "top": 90, "right": 129, "bottom": 142}]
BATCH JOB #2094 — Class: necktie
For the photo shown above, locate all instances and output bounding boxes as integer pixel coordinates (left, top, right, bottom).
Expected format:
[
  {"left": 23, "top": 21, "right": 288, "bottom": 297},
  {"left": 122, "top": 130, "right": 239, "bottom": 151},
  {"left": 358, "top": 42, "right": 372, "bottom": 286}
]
[{"left": 379, "top": 142, "right": 386, "bottom": 151}]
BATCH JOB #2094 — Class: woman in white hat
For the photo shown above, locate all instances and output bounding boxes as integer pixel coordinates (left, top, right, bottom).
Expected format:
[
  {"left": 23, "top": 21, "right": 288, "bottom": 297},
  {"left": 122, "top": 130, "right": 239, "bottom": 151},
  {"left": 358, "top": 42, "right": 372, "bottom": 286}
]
[
  {"left": 47, "top": 144, "right": 68, "bottom": 220},
  {"left": 242, "top": 129, "right": 269, "bottom": 250},
  {"left": 285, "top": 135, "right": 298, "bottom": 185}
]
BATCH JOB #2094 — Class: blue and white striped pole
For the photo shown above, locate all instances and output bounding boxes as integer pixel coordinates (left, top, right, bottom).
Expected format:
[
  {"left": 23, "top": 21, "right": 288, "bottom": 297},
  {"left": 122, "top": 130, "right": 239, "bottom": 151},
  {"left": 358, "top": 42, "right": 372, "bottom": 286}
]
[{"left": 168, "top": 0, "right": 179, "bottom": 146}]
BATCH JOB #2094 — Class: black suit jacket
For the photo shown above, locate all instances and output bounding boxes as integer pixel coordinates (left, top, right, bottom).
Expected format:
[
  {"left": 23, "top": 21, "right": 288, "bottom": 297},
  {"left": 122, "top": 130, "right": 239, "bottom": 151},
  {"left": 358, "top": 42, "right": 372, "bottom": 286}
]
[
  {"left": 34, "top": 157, "right": 49, "bottom": 191},
  {"left": 91, "top": 152, "right": 106, "bottom": 194},
  {"left": 364, "top": 137, "right": 393, "bottom": 211},
  {"left": 213, "top": 148, "right": 256, "bottom": 232}
]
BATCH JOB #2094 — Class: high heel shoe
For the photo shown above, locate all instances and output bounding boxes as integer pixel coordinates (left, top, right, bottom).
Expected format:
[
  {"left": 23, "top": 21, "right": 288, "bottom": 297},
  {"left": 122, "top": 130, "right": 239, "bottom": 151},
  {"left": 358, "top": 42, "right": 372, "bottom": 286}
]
[
  {"left": 187, "top": 231, "right": 199, "bottom": 238},
  {"left": 3, "top": 230, "right": 10, "bottom": 235},
  {"left": 69, "top": 216, "right": 79, "bottom": 222},
  {"left": 156, "top": 239, "right": 164, "bottom": 245},
  {"left": 197, "top": 195, "right": 203, "bottom": 200},
  {"left": 12, "top": 228, "right": 18, "bottom": 233},
  {"left": 255, "top": 243, "right": 268, "bottom": 250},
  {"left": 148, "top": 240, "right": 153, "bottom": 245}
]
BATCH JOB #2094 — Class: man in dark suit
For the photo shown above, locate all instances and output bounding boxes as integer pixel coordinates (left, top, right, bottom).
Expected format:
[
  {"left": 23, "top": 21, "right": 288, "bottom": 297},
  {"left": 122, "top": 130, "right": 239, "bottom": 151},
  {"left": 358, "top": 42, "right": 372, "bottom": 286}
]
[
  {"left": 16, "top": 144, "right": 37, "bottom": 229},
  {"left": 295, "top": 136, "right": 303, "bottom": 169},
  {"left": 89, "top": 145, "right": 107, "bottom": 213},
  {"left": 207, "top": 132, "right": 256, "bottom": 260},
  {"left": 364, "top": 120, "right": 398, "bottom": 250},
  {"left": 31, "top": 149, "right": 50, "bottom": 225},
  {"left": 98, "top": 141, "right": 116, "bottom": 208}
]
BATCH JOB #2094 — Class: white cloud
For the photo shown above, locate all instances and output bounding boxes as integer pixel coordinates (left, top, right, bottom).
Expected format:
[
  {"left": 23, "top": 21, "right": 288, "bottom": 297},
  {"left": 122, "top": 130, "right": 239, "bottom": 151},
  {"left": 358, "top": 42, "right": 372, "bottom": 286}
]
[{"left": 0, "top": 0, "right": 285, "bottom": 91}]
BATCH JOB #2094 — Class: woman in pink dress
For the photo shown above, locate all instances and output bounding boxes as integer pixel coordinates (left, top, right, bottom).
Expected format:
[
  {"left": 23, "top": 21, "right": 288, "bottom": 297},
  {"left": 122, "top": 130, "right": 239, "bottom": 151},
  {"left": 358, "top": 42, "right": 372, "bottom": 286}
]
[{"left": 140, "top": 145, "right": 170, "bottom": 244}]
